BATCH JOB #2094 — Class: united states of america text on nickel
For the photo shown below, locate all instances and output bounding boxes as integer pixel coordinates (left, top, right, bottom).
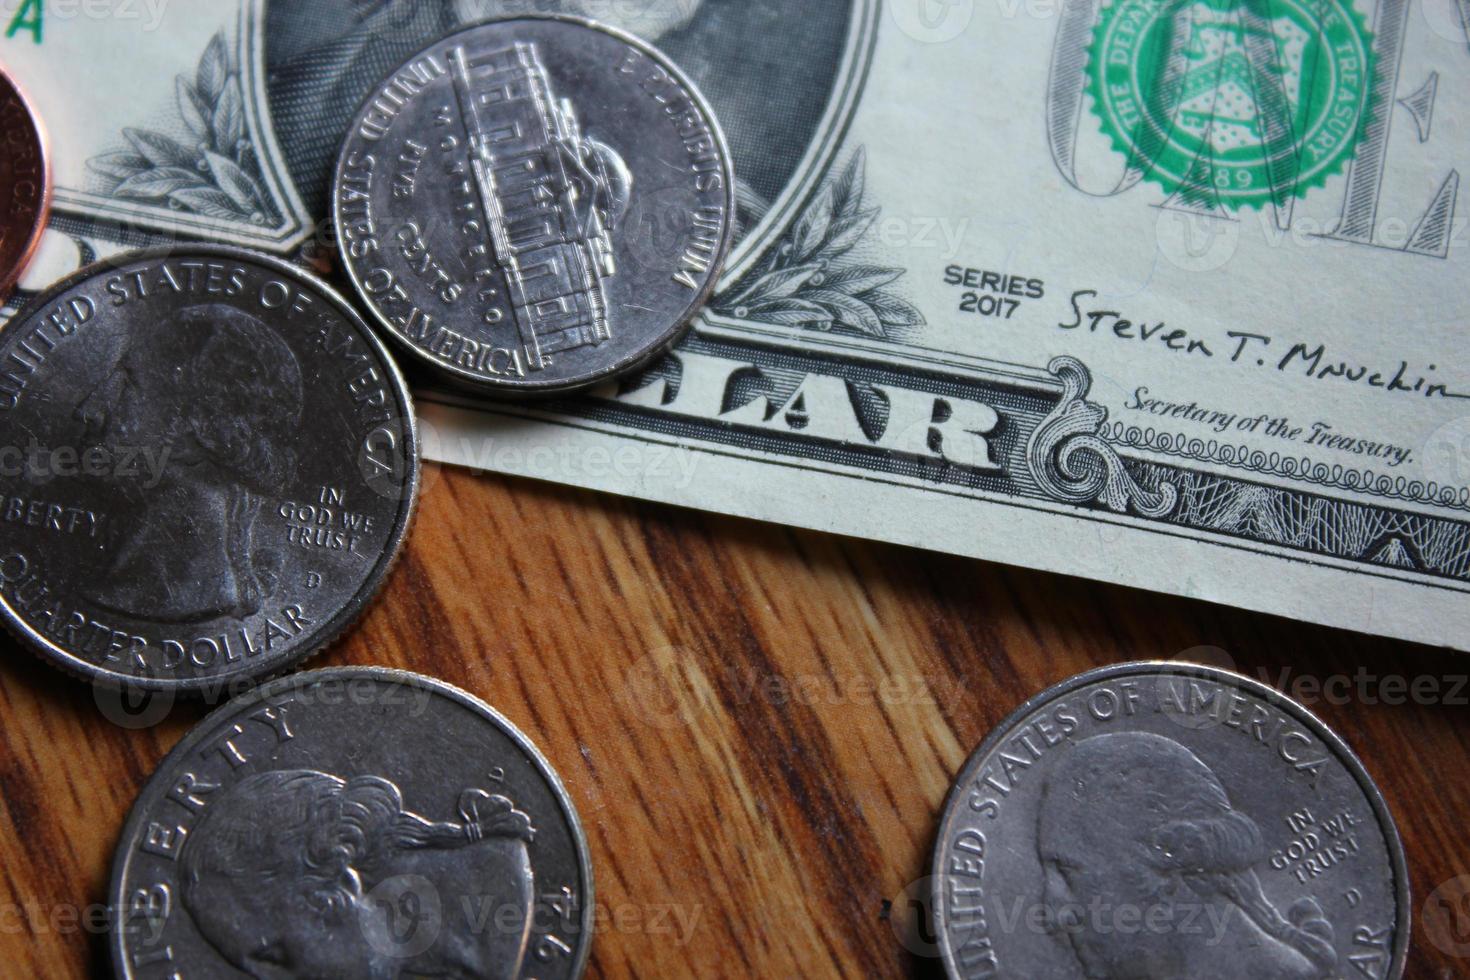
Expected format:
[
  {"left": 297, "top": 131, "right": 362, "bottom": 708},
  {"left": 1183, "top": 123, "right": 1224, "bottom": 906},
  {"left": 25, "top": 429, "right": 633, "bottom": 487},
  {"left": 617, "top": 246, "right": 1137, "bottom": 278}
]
[{"left": 333, "top": 15, "right": 735, "bottom": 395}]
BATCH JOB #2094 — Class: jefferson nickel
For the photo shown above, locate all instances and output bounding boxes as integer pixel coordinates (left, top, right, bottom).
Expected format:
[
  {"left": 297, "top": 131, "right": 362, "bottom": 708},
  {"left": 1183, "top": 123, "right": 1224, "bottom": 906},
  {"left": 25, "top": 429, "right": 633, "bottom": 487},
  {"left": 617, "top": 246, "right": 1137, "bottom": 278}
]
[
  {"left": 334, "top": 15, "right": 736, "bottom": 395},
  {"left": 932, "top": 662, "right": 1409, "bottom": 979}
]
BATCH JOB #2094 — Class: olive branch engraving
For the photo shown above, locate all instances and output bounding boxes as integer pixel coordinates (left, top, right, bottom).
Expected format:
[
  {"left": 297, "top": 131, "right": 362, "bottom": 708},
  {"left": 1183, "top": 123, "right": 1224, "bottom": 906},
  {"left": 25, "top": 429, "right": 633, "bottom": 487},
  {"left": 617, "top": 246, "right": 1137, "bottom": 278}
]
[
  {"left": 87, "top": 32, "right": 275, "bottom": 225},
  {"left": 718, "top": 149, "right": 924, "bottom": 339}
]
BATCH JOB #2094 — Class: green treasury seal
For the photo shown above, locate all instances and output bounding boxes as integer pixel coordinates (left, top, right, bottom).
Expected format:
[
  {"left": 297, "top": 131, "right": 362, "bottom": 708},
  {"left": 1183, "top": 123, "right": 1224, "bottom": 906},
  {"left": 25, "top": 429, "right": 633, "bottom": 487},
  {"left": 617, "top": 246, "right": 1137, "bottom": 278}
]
[{"left": 1087, "top": 0, "right": 1374, "bottom": 209}]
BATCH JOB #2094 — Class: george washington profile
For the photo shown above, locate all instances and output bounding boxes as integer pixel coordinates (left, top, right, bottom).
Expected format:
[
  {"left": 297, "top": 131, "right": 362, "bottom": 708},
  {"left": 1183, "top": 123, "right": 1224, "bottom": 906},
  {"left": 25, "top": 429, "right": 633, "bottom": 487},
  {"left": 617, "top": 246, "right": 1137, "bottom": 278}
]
[
  {"left": 179, "top": 769, "right": 538, "bottom": 980},
  {"left": 75, "top": 303, "right": 304, "bottom": 623},
  {"left": 1038, "top": 732, "right": 1338, "bottom": 979}
]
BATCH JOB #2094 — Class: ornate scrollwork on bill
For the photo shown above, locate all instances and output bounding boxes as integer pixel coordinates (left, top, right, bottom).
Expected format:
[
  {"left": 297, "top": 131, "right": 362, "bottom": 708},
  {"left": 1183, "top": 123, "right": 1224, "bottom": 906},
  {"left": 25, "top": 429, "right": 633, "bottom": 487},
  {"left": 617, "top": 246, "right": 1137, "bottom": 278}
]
[
  {"left": 715, "top": 149, "right": 924, "bottom": 340},
  {"left": 87, "top": 31, "right": 281, "bottom": 227},
  {"left": 1027, "top": 357, "right": 1179, "bottom": 519}
]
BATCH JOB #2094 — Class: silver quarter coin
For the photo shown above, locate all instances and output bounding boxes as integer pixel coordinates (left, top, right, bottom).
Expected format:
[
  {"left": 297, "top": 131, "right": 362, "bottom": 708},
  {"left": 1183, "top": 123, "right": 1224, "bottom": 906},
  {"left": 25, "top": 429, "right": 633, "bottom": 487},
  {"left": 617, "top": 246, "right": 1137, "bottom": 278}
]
[
  {"left": 931, "top": 662, "right": 1409, "bottom": 979},
  {"left": 333, "top": 15, "right": 736, "bottom": 395},
  {"left": 110, "top": 667, "right": 594, "bottom": 980},
  {"left": 0, "top": 247, "right": 418, "bottom": 692}
]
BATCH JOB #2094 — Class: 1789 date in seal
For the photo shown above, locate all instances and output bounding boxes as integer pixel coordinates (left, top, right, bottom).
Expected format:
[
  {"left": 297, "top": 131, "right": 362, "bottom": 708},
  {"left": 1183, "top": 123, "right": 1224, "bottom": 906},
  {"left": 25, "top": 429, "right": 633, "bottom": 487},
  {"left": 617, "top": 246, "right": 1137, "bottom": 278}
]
[{"left": 334, "top": 15, "right": 736, "bottom": 395}]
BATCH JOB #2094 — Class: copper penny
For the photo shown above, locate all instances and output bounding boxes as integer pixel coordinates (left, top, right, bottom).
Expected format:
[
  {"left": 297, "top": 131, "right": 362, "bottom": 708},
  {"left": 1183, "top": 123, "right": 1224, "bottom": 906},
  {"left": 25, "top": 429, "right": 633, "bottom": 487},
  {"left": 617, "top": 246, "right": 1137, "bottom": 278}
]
[{"left": 0, "top": 69, "right": 50, "bottom": 298}]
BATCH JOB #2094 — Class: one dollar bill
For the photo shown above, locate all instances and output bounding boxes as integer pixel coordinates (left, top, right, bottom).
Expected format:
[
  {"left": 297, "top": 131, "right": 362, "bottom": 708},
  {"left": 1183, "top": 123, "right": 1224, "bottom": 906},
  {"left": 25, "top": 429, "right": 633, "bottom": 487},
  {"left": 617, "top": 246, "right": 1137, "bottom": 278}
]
[{"left": 3, "top": 0, "right": 1468, "bottom": 648}]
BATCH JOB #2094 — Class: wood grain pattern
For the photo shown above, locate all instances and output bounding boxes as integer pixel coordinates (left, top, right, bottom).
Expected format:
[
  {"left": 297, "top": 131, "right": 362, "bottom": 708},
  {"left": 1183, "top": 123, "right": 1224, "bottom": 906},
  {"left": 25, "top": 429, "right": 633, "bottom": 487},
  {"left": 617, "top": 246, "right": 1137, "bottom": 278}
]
[{"left": 0, "top": 464, "right": 1466, "bottom": 978}]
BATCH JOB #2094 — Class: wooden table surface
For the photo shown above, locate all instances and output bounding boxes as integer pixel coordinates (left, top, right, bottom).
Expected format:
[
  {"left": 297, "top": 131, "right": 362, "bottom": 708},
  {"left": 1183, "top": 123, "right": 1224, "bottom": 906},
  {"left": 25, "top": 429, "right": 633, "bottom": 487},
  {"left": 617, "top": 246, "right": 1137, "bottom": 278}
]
[{"left": 0, "top": 464, "right": 1466, "bottom": 978}]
